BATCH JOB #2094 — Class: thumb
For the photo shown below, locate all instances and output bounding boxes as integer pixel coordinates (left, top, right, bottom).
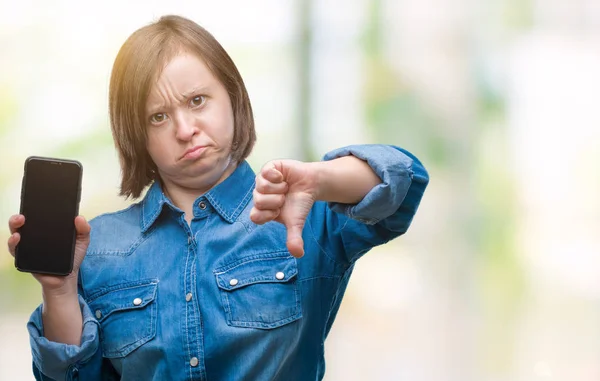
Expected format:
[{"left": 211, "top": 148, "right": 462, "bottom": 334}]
[
  {"left": 285, "top": 223, "right": 305, "bottom": 258},
  {"left": 74, "top": 216, "right": 91, "bottom": 237}
]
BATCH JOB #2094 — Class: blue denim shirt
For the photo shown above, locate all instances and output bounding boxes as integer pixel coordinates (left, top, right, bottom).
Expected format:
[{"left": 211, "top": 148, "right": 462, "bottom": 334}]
[{"left": 27, "top": 145, "right": 429, "bottom": 381}]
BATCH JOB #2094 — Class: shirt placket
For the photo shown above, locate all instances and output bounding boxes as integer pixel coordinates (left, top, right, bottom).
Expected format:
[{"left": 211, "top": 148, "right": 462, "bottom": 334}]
[{"left": 183, "top": 224, "right": 207, "bottom": 381}]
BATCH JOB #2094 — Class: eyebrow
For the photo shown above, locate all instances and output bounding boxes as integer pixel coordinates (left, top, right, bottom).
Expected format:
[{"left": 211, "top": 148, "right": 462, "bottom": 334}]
[
  {"left": 181, "top": 85, "right": 210, "bottom": 99},
  {"left": 146, "top": 85, "right": 211, "bottom": 114}
]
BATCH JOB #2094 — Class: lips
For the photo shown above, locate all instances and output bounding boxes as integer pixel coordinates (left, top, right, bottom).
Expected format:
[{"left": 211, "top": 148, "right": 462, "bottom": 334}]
[{"left": 180, "top": 145, "right": 206, "bottom": 161}]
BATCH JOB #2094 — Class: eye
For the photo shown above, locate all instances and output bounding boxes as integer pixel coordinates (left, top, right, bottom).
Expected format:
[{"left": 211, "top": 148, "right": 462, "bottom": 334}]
[
  {"left": 150, "top": 113, "right": 167, "bottom": 124},
  {"left": 190, "top": 95, "right": 206, "bottom": 108}
]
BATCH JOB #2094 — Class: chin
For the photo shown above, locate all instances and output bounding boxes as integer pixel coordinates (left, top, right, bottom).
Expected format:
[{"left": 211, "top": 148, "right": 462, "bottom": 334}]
[
  {"left": 191, "top": 158, "right": 228, "bottom": 177},
  {"left": 177, "top": 152, "right": 232, "bottom": 174}
]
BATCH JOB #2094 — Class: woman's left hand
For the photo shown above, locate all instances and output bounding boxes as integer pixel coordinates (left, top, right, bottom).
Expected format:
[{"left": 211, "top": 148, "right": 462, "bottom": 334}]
[{"left": 250, "top": 160, "right": 319, "bottom": 258}]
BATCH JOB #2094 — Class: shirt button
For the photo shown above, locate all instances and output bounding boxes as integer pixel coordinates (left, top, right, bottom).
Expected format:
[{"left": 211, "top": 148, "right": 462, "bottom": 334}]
[
  {"left": 275, "top": 272, "right": 285, "bottom": 280},
  {"left": 198, "top": 201, "right": 207, "bottom": 210},
  {"left": 190, "top": 357, "right": 199, "bottom": 367},
  {"left": 188, "top": 236, "right": 192, "bottom": 244},
  {"left": 185, "top": 293, "right": 193, "bottom": 302},
  {"left": 133, "top": 298, "right": 142, "bottom": 306},
  {"left": 229, "top": 278, "right": 239, "bottom": 287},
  {"left": 95, "top": 310, "right": 102, "bottom": 319}
]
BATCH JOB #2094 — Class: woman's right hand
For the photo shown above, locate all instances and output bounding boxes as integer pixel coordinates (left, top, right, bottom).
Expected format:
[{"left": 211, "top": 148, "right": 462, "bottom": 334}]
[{"left": 7, "top": 214, "right": 91, "bottom": 293}]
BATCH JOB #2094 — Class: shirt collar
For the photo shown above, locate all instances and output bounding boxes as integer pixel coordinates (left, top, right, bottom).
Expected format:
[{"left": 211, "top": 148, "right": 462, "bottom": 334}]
[{"left": 140, "top": 160, "right": 255, "bottom": 232}]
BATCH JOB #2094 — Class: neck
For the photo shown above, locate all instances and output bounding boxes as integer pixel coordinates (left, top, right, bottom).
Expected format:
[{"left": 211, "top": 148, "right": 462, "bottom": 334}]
[
  {"left": 161, "top": 162, "right": 237, "bottom": 224},
  {"left": 162, "top": 185, "right": 204, "bottom": 224}
]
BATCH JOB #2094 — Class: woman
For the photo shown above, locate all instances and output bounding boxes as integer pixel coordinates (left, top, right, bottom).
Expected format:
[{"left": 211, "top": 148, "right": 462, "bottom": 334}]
[{"left": 7, "top": 15, "right": 428, "bottom": 381}]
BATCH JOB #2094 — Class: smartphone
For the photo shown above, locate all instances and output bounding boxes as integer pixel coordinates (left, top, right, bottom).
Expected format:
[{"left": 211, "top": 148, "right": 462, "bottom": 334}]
[{"left": 15, "top": 156, "right": 83, "bottom": 275}]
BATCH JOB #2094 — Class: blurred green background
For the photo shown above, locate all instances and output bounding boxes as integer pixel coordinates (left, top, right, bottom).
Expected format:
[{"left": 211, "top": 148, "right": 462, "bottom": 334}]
[{"left": 1, "top": 0, "right": 599, "bottom": 380}]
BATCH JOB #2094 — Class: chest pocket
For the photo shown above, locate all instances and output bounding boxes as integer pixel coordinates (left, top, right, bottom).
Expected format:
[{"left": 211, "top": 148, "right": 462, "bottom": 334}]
[
  {"left": 87, "top": 280, "right": 158, "bottom": 358},
  {"left": 214, "top": 254, "right": 302, "bottom": 329}
]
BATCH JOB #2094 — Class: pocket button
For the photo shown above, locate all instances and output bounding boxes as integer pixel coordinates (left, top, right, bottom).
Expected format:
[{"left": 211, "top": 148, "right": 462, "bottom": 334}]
[{"left": 275, "top": 272, "right": 285, "bottom": 280}]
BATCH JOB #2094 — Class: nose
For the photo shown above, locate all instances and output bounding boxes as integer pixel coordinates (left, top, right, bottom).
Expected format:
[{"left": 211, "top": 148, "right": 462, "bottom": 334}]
[{"left": 174, "top": 110, "right": 198, "bottom": 141}]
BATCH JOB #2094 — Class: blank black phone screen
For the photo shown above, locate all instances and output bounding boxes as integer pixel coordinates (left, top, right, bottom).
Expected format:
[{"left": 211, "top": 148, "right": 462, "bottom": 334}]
[{"left": 16, "top": 157, "right": 82, "bottom": 275}]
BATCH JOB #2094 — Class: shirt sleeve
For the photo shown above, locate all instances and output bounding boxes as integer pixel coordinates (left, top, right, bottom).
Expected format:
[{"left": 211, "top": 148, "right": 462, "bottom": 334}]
[
  {"left": 27, "top": 294, "right": 115, "bottom": 380},
  {"left": 308, "top": 144, "right": 429, "bottom": 264}
]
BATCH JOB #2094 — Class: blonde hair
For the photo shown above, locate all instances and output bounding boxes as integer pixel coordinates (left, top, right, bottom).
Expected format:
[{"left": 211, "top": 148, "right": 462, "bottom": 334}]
[{"left": 109, "top": 15, "right": 256, "bottom": 199}]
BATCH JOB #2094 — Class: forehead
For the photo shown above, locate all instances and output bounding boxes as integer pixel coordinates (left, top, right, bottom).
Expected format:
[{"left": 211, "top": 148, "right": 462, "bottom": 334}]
[
  {"left": 158, "top": 52, "right": 215, "bottom": 88},
  {"left": 146, "top": 51, "right": 218, "bottom": 108}
]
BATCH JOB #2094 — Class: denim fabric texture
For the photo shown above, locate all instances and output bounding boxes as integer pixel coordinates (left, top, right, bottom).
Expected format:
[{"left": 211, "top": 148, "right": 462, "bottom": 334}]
[{"left": 27, "top": 144, "right": 429, "bottom": 381}]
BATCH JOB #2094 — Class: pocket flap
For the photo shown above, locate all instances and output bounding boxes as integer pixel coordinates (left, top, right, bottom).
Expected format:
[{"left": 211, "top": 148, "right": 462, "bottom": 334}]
[
  {"left": 88, "top": 280, "right": 158, "bottom": 322},
  {"left": 215, "top": 255, "right": 298, "bottom": 291}
]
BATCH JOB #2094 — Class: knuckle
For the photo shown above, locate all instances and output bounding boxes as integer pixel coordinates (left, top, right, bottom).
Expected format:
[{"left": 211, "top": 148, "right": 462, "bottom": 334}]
[
  {"left": 253, "top": 197, "right": 266, "bottom": 209},
  {"left": 277, "top": 182, "right": 289, "bottom": 193},
  {"left": 269, "top": 183, "right": 280, "bottom": 193},
  {"left": 261, "top": 164, "right": 272, "bottom": 176},
  {"left": 255, "top": 178, "right": 267, "bottom": 192},
  {"left": 253, "top": 212, "right": 266, "bottom": 223}
]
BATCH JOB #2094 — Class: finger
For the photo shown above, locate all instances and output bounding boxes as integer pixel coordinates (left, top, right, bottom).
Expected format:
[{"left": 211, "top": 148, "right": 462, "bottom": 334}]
[
  {"left": 255, "top": 175, "right": 288, "bottom": 194},
  {"left": 7, "top": 232, "right": 20, "bottom": 257},
  {"left": 253, "top": 191, "right": 285, "bottom": 210},
  {"left": 261, "top": 162, "right": 284, "bottom": 183},
  {"left": 285, "top": 225, "right": 305, "bottom": 258},
  {"left": 8, "top": 214, "right": 25, "bottom": 234},
  {"left": 249, "top": 207, "right": 281, "bottom": 225},
  {"left": 74, "top": 216, "right": 91, "bottom": 237}
]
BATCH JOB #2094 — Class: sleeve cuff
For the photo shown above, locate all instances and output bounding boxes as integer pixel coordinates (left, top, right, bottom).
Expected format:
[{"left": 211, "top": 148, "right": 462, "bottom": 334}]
[
  {"left": 27, "top": 294, "right": 100, "bottom": 380},
  {"left": 323, "top": 144, "right": 414, "bottom": 224}
]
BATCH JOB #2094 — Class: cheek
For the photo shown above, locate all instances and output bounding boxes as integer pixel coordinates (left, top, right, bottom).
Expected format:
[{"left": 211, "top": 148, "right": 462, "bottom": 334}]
[
  {"left": 209, "top": 110, "right": 235, "bottom": 146},
  {"left": 224, "top": 111, "right": 235, "bottom": 143},
  {"left": 226, "top": 122, "right": 235, "bottom": 143},
  {"left": 146, "top": 132, "right": 165, "bottom": 160}
]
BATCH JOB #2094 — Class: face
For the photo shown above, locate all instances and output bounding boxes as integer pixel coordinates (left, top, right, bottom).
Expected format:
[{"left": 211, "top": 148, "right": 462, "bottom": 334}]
[{"left": 145, "top": 51, "right": 236, "bottom": 193}]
